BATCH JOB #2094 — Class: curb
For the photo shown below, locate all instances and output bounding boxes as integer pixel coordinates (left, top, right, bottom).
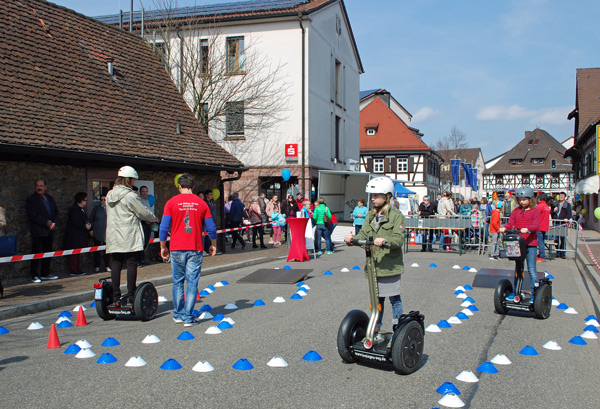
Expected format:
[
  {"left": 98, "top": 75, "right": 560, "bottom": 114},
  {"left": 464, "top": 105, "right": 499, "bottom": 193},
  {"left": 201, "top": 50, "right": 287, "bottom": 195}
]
[{"left": 0, "top": 255, "right": 284, "bottom": 322}]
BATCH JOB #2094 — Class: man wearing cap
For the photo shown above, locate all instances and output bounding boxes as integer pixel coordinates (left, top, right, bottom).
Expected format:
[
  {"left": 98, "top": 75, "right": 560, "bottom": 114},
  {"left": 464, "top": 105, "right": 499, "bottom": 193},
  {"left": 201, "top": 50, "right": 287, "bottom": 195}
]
[
  {"left": 106, "top": 166, "right": 157, "bottom": 306},
  {"left": 160, "top": 173, "right": 217, "bottom": 327}
]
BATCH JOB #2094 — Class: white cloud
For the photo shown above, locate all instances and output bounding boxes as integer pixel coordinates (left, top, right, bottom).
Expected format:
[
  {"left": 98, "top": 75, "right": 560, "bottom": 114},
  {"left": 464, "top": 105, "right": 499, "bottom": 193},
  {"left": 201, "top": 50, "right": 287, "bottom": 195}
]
[
  {"left": 476, "top": 105, "right": 571, "bottom": 126},
  {"left": 412, "top": 106, "right": 440, "bottom": 123}
]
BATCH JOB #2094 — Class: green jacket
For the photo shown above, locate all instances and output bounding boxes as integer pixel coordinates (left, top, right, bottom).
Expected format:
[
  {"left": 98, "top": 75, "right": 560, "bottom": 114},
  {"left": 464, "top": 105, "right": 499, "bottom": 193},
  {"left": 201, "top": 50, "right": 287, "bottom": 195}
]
[
  {"left": 353, "top": 206, "right": 406, "bottom": 277},
  {"left": 312, "top": 204, "right": 332, "bottom": 225}
]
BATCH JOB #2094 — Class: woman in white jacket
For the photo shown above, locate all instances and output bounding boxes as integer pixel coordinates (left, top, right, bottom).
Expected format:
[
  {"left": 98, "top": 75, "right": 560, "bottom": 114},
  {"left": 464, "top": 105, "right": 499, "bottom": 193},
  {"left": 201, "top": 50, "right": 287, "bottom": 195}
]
[{"left": 106, "top": 166, "right": 157, "bottom": 306}]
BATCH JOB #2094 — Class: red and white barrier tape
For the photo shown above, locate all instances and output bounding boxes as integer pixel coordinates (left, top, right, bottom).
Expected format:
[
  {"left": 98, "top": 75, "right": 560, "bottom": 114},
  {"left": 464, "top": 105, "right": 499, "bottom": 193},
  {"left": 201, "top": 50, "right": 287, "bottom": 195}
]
[
  {"left": 0, "top": 222, "right": 272, "bottom": 264},
  {"left": 578, "top": 225, "right": 600, "bottom": 272}
]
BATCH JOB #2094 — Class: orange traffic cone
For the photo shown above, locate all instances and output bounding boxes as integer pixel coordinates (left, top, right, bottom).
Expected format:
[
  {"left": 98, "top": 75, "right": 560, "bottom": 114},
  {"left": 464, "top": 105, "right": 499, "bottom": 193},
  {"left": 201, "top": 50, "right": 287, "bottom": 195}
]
[
  {"left": 196, "top": 292, "right": 202, "bottom": 301},
  {"left": 47, "top": 324, "right": 61, "bottom": 349},
  {"left": 409, "top": 230, "right": 417, "bottom": 246},
  {"left": 76, "top": 307, "right": 88, "bottom": 327}
]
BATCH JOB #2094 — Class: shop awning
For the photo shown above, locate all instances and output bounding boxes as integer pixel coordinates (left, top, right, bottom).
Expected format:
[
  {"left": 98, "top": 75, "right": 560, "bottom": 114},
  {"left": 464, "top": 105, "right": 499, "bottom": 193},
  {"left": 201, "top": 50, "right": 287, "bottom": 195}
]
[{"left": 575, "top": 176, "right": 599, "bottom": 194}]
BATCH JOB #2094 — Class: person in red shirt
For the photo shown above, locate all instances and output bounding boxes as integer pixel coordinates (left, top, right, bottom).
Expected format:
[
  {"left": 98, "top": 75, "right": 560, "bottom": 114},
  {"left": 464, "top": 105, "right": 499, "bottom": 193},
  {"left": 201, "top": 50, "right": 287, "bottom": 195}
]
[
  {"left": 159, "top": 173, "right": 217, "bottom": 327},
  {"left": 499, "top": 186, "right": 541, "bottom": 303},
  {"left": 535, "top": 193, "right": 551, "bottom": 261},
  {"left": 488, "top": 200, "right": 502, "bottom": 259}
]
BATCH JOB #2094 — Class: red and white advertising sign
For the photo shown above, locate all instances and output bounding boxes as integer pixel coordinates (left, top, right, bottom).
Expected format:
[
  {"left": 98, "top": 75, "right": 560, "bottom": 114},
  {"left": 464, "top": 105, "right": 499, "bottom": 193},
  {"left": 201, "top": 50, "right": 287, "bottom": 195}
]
[{"left": 285, "top": 143, "right": 298, "bottom": 162}]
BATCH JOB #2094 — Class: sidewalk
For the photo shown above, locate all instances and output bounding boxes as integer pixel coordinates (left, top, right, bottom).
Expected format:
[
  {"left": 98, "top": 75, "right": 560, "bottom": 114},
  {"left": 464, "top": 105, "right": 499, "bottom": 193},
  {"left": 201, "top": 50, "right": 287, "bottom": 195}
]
[
  {"left": 571, "top": 226, "right": 600, "bottom": 295},
  {"left": 0, "top": 244, "right": 288, "bottom": 321}
]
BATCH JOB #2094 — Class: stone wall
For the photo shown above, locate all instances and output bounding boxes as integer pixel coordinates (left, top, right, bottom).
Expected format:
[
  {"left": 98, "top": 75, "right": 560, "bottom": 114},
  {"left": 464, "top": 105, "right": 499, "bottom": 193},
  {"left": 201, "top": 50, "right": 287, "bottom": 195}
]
[{"left": 0, "top": 161, "right": 221, "bottom": 284}]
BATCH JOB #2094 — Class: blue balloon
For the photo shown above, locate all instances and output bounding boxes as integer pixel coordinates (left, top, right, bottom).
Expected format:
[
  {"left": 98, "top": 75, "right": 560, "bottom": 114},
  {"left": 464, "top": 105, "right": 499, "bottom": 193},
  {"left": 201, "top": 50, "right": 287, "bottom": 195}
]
[
  {"left": 148, "top": 194, "right": 155, "bottom": 207},
  {"left": 282, "top": 168, "right": 291, "bottom": 181}
]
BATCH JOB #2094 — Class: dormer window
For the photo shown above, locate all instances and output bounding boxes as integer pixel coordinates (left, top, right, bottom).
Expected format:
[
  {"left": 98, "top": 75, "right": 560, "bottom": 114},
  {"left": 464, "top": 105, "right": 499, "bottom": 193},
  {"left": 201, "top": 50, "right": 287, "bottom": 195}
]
[
  {"left": 365, "top": 123, "right": 378, "bottom": 136},
  {"left": 531, "top": 158, "right": 545, "bottom": 164},
  {"left": 366, "top": 128, "right": 376, "bottom": 136},
  {"left": 510, "top": 159, "right": 523, "bottom": 165}
]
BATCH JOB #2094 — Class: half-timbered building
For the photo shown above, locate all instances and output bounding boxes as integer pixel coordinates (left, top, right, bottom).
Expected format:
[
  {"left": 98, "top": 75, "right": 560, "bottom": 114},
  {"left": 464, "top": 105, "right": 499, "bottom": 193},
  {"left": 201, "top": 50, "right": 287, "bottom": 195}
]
[
  {"left": 483, "top": 128, "right": 573, "bottom": 196},
  {"left": 359, "top": 94, "right": 441, "bottom": 200}
]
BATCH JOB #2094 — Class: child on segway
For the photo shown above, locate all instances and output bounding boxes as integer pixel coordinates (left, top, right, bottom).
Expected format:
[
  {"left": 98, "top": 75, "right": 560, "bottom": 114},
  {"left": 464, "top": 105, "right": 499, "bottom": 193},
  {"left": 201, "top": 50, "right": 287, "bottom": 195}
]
[
  {"left": 344, "top": 176, "right": 406, "bottom": 348},
  {"left": 499, "top": 186, "right": 541, "bottom": 303}
]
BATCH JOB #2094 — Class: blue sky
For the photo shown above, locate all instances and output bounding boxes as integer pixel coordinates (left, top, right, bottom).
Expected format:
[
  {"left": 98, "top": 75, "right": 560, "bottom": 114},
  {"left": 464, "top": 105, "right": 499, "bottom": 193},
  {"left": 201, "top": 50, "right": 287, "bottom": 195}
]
[{"left": 51, "top": 0, "right": 600, "bottom": 160}]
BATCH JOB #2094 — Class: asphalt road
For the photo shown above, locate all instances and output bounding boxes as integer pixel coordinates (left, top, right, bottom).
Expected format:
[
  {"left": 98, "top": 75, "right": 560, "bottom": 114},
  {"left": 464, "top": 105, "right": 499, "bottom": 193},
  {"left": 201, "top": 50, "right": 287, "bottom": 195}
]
[{"left": 1, "top": 246, "right": 598, "bottom": 408}]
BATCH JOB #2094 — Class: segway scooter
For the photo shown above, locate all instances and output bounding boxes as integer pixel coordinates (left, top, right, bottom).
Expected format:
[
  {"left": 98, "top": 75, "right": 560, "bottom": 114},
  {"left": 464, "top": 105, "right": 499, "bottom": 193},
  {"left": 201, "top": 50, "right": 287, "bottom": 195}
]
[
  {"left": 337, "top": 237, "right": 425, "bottom": 375},
  {"left": 493, "top": 230, "right": 552, "bottom": 319},
  {"left": 94, "top": 277, "right": 158, "bottom": 321}
]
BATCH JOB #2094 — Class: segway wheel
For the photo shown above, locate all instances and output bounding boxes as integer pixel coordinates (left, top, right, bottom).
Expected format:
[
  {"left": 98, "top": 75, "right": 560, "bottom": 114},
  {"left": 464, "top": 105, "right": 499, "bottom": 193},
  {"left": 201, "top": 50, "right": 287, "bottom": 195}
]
[
  {"left": 337, "top": 309, "right": 369, "bottom": 363},
  {"left": 494, "top": 279, "right": 512, "bottom": 315},
  {"left": 533, "top": 283, "right": 552, "bottom": 320},
  {"left": 96, "top": 282, "right": 116, "bottom": 321},
  {"left": 391, "top": 319, "right": 424, "bottom": 375},
  {"left": 134, "top": 282, "right": 158, "bottom": 321}
]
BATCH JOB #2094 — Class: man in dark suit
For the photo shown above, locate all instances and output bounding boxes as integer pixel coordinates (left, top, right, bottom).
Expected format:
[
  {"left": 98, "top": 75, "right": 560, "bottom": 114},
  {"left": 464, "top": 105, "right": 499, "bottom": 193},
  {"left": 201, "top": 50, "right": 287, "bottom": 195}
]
[{"left": 26, "top": 179, "right": 59, "bottom": 282}]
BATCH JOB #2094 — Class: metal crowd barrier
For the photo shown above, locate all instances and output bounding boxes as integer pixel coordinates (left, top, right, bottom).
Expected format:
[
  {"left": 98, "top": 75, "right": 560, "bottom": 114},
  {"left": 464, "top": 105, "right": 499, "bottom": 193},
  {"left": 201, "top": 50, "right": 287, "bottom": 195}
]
[{"left": 403, "top": 215, "right": 579, "bottom": 259}]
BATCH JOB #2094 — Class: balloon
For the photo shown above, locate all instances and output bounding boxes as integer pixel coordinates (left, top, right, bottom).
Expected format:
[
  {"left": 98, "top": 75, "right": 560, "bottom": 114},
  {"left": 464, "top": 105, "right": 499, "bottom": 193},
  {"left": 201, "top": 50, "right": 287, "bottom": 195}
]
[
  {"left": 581, "top": 209, "right": 587, "bottom": 215},
  {"left": 174, "top": 173, "right": 183, "bottom": 188},
  {"left": 497, "top": 200, "right": 503, "bottom": 209},
  {"left": 595, "top": 207, "right": 600, "bottom": 220},
  {"left": 282, "top": 168, "right": 291, "bottom": 181},
  {"left": 556, "top": 195, "right": 560, "bottom": 201},
  {"left": 148, "top": 194, "right": 155, "bottom": 207},
  {"left": 576, "top": 194, "right": 581, "bottom": 200},
  {"left": 212, "top": 188, "right": 220, "bottom": 201}
]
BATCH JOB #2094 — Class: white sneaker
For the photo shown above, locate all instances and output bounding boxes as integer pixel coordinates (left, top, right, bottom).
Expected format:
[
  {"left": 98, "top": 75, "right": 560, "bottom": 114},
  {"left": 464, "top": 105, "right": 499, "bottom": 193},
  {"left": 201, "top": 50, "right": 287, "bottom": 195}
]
[
  {"left": 32, "top": 277, "right": 42, "bottom": 283},
  {"left": 184, "top": 319, "right": 200, "bottom": 327},
  {"left": 173, "top": 317, "right": 184, "bottom": 324},
  {"left": 41, "top": 275, "right": 58, "bottom": 280},
  {"left": 203, "top": 251, "right": 209, "bottom": 256}
]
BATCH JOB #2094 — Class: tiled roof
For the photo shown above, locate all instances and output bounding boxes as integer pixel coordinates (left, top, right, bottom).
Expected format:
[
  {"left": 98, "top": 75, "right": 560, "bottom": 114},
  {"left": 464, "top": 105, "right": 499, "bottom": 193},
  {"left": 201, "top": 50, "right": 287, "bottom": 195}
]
[
  {"left": 359, "top": 97, "right": 430, "bottom": 152},
  {"left": 436, "top": 148, "right": 482, "bottom": 166},
  {"left": 574, "top": 68, "right": 600, "bottom": 138},
  {"left": 359, "top": 89, "right": 384, "bottom": 101},
  {"left": 0, "top": 0, "right": 244, "bottom": 171},
  {"left": 483, "top": 128, "right": 570, "bottom": 175}
]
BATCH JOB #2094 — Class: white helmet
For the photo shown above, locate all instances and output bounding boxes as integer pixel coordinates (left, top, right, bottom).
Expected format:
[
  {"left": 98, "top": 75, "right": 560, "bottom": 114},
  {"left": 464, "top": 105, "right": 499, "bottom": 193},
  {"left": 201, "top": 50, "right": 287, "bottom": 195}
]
[
  {"left": 365, "top": 177, "right": 395, "bottom": 195},
  {"left": 118, "top": 165, "right": 138, "bottom": 179}
]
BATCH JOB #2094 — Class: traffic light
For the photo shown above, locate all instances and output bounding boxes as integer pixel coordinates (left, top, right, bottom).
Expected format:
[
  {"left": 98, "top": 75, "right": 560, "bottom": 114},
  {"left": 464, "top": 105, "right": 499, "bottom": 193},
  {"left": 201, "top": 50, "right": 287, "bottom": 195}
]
[{"left": 551, "top": 159, "right": 556, "bottom": 168}]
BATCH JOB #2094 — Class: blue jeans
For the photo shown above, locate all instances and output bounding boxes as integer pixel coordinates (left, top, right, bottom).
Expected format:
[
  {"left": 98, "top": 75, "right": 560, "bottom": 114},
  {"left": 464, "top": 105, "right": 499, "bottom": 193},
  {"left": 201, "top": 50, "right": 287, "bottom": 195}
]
[
  {"left": 516, "top": 246, "right": 538, "bottom": 293},
  {"left": 315, "top": 224, "right": 333, "bottom": 252},
  {"left": 377, "top": 294, "right": 403, "bottom": 328},
  {"left": 537, "top": 231, "right": 546, "bottom": 260},
  {"left": 171, "top": 250, "right": 203, "bottom": 323},
  {"left": 354, "top": 225, "right": 362, "bottom": 235}
]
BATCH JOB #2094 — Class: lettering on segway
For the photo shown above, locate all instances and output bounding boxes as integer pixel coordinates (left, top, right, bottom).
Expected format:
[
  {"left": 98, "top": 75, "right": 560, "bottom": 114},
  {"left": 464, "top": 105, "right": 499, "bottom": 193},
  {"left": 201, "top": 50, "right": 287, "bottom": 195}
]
[
  {"left": 107, "top": 309, "right": 135, "bottom": 315},
  {"left": 352, "top": 350, "right": 388, "bottom": 362},
  {"left": 504, "top": 303, "right": 532, "bottom": 312}
]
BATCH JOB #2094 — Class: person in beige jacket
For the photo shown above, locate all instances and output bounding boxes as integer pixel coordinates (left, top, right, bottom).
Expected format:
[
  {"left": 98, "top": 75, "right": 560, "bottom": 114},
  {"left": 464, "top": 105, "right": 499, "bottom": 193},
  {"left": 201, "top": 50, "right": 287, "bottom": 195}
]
[{"left": 106, "top": 166, "right": 157, "bottom": 306}]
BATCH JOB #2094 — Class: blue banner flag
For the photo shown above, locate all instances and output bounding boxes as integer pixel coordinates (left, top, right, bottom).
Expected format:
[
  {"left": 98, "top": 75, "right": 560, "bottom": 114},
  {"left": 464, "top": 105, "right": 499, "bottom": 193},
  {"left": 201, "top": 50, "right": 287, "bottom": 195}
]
[
  {"left": 472, "top": 168, "right": 478, "bottom": 191},
  {"left": 461, "top": 163, "right": 473, "bottom": 188},
  {"left": 451, "top": 159, "right": 460, "bottom": 186}
]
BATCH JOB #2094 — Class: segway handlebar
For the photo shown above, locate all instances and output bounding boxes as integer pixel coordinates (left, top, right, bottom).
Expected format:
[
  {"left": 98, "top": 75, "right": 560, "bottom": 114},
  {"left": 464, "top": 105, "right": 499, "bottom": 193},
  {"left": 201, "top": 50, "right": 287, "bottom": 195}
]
[{"left": 350, "top": 238, "right": 390, "bottom": 247}]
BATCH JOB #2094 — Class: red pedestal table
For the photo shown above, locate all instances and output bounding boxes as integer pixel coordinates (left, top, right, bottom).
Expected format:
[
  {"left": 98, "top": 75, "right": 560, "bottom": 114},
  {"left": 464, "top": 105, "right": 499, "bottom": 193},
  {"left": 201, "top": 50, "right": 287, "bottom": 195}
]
[{"left": 286, "top": 217, "right": 310, "bottom": 262}]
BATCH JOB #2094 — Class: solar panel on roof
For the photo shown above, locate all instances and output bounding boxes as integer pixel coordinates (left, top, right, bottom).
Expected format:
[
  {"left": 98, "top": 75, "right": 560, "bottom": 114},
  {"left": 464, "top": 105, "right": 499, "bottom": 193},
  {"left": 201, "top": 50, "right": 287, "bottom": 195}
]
[{"left": 94, "top": 0, "right": 309, "bottom": 25}]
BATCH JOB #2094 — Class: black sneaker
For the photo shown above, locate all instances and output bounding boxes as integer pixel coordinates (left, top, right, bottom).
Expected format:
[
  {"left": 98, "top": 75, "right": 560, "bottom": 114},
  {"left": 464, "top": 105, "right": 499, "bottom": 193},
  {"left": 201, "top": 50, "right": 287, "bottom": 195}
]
[{"left": 69, "top": 272, "right": 86, "bottom": 277}]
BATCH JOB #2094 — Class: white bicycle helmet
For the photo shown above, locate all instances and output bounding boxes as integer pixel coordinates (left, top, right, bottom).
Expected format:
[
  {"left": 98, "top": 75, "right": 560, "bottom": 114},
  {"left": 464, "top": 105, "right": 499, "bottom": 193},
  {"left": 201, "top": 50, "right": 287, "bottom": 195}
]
[
  {"left": 118, "top": 165, "right": 139, "bottom": 179},
  {"left": 365, "top": 176, "right": 395, "bottom": 195},
  {"left": 514, "top": 186, "right": 534, "bottom": 198}
]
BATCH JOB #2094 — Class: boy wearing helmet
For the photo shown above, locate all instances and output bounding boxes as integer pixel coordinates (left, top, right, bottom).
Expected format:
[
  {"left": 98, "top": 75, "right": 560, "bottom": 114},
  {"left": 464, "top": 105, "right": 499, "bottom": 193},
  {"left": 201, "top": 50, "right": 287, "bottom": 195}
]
[
  {"left": 499, "top": 186, "right": 541, "bottom": 303},
  {"left": 344, "top": 177, "right": 406, "bottom": 346},
  {"left": 106, "top": 166, "right": 158, "bottom": 306}
]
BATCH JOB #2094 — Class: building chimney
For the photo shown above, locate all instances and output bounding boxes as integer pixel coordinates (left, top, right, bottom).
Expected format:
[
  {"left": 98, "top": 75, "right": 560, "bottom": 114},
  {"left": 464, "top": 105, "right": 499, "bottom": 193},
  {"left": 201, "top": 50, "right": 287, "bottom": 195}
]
[{"left": 107, "top": 58, "right": 114, "bottom": 76}]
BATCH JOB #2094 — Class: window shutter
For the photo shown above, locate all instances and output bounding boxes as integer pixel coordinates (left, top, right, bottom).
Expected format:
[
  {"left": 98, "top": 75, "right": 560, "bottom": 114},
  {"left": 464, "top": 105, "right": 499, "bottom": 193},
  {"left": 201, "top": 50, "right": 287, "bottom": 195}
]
[
  {"left": 409, "top": 156, "right": 415, "bottom": 172},
  {"left": 367, "top": 158, "right": 373, "bottom": 172}
]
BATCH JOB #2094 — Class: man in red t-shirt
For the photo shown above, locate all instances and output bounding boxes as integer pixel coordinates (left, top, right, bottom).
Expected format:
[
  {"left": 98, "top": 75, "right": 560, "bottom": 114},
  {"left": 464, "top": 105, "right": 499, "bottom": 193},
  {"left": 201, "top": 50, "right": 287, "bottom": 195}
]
[
  {"left": 535, "top": 193, "right": 551, "bottom": 261},
  {"left": 159, "top": 173, "right": 217, "bottom": 327}
]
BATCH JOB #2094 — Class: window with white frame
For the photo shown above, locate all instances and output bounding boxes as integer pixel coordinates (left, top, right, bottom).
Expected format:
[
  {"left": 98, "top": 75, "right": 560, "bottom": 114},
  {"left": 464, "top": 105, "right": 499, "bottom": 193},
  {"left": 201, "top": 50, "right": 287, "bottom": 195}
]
[
  {"left": 397, "top": 157, "right": 408, "bottom": 172},
  {"left": 226, "top": 101, "right": 244, "bottom": 136},
  {"left": 199, "top": 39, "right": 209, "bottom": 75},
  {"left": 226, "top": 36, "right": 244, "bottom": 73},
  {"left": 373, "top": 158, "right": 384, "bottom": 173}
]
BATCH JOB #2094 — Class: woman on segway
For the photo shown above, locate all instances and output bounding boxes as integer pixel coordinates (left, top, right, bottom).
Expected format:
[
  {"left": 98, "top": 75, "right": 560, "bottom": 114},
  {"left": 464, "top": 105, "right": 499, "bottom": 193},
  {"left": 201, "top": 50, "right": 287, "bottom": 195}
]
[
  {"left": 499, "top": 186, "right": 541, "bottom": 303},
  {"left": 106, "top": 166, "right": 158, "bottom": 306},
  {"left": 344, "top": 176, "right": 406, "bottom": 347}
]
